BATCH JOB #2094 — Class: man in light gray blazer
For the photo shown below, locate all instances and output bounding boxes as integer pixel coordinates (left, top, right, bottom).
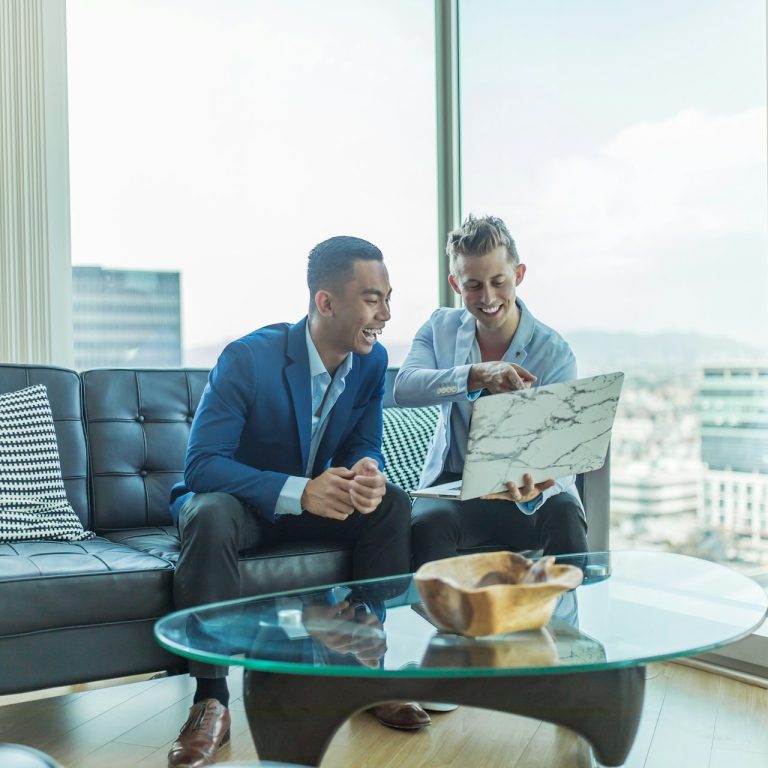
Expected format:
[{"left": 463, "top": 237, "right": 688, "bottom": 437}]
[{"left": 394, "top": 214, "right": 588, "bottom": 568}]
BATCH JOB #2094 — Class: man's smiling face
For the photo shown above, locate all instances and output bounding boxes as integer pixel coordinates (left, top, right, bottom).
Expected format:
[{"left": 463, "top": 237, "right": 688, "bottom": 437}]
[
  {"left": 449, "top": 245, "right": 525, "bottom": 335},
  {"left": 328, "top": 259, "right": 392, "bottom": 357}
]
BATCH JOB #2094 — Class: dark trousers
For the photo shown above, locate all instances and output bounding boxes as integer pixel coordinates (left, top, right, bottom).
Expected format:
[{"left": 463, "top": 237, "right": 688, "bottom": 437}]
[
  {"left": 174, "top": 483, "right": 411, "bottom": 678},
  {"left": 411, "top": 472, "right": 588, "bottom": 570}
]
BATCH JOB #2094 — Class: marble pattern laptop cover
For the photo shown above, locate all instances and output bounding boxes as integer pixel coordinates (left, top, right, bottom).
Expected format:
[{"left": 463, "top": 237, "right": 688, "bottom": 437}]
[{"left": 460, "top": 371, "right": 624, "bottom": 500}]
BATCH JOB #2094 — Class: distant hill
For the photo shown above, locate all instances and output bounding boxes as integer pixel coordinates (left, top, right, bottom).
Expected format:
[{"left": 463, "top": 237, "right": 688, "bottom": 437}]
[{"left": 564, "top": 330, "right": 767, "bottom": 380}]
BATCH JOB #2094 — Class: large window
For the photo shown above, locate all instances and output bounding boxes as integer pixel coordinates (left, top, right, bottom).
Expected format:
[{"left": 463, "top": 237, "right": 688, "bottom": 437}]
[
  {"left": 67, "top": 0, "right": 768, "bottom": 586},
  {"left": 459, "top": 1, "right": 768, "bottom": 576},
  {"left": 66, "top": 0, "right": 437, "bottom": 369}
]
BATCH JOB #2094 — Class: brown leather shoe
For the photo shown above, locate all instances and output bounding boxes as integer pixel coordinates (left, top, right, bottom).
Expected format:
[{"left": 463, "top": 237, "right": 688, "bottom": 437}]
[
  {"left": 168, "top": 698, "right": 231, "bottom": 768},
  {"left": 368, "top": 701, "right": 431, "bottom": 731}
]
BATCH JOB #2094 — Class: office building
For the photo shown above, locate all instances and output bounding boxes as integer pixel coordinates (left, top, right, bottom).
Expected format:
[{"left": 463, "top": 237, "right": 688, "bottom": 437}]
[
  {"left": 697, "top": 363, "right": 768, "bottom": 553},
  {"left": 73, "top": 266, "right": 182, "bottom": 369},
  {"left": 612, "top": 460, "right": 701, "bottom": 547}
]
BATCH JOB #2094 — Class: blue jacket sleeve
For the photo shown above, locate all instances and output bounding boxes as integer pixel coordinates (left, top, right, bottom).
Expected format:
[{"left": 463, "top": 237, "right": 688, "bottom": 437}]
[{"left": 183, "top": 341, "right": 290, "bottom": 521}]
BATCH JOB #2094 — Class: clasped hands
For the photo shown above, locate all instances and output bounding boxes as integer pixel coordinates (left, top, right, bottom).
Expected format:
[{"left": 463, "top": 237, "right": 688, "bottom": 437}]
[
  {"left": 469, "top": 362, "right": 554, "bottom": 503},
  {"left": 301, "top": 457, "right": 386, "bottom": 521}
]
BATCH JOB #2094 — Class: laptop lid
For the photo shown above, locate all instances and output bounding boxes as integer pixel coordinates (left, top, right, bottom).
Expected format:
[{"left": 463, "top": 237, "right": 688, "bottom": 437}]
[{"left": 411, "top": 372, "right": 624, "bottom": 501}]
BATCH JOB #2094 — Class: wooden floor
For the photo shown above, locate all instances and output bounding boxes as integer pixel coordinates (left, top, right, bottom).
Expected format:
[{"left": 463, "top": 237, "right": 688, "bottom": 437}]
[{"left": 1, "top": 663, "right": 767, "bottom": 767}]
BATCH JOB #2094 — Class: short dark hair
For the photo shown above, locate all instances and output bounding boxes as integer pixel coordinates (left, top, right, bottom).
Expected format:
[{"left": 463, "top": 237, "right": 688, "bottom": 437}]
[
  {"left": 446, "top": 214, "right": 520, "bottom": 274},
  {"left": 307, "top": 236, "right": 383, "bottom": 312}
]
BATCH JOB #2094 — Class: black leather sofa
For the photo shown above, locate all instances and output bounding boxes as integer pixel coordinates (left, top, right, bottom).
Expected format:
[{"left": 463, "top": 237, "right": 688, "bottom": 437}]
[{"left": 0, "top": 364, "right": 609, "bottom": 695}]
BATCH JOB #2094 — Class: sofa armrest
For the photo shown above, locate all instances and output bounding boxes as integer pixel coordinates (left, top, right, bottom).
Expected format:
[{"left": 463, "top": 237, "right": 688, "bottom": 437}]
[{"left": 578, "top": 449, "right": 611, "bottom": 552}]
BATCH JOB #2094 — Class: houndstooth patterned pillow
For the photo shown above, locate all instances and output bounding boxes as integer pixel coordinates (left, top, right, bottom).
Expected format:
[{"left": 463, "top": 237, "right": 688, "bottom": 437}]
[
  {"left": 0, "top": 384, "right": 94, "bottom": 542},
  {"left": 382, "top": 406, "right": 439, "bottom": 493}
]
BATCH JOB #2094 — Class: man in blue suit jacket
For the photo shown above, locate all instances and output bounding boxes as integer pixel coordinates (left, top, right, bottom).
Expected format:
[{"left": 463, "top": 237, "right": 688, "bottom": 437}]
[
  {"left": 394, "top": 214, "right": 588, "bottom": 569},
  {"left": 167, "top": 236, "right": 419, "bottom": 768}
]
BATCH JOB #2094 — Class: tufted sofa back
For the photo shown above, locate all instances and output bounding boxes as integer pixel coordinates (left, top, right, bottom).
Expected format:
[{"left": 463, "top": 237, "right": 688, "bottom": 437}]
[
  {"left": 81, "top": 369, "right": 208, "bottom": 531},
  {"left": 0, "top": 364, "right": 90, "bottom": 527}
]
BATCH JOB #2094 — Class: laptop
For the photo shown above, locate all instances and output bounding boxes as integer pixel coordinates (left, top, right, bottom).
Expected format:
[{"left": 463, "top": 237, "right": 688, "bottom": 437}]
[{"left": 410, "top": 371, "right": 624, "bottom": 501}]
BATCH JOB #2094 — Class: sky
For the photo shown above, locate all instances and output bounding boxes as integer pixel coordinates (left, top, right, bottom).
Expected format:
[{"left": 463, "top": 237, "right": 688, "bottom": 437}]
[
  {"left": 66, "top": 0, "right": 767, "bottom": 363},
  {"left": 461, "top": 0, "right": 768, "bottom": 350}
]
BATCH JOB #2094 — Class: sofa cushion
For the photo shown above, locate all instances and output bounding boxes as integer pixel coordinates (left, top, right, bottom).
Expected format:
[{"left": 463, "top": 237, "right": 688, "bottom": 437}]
[
  {"left": 0, "top": 537, "right": 174, "bottom": 635},
  {"left": 382, "top": 406, "right": 439, "bottom": 492},
  {"left": 0, "top": 385, "right": 93, "bottom": 543},
  {"left": 0, "top": 538, "right": 173, "bottom": 636},
  {"left": 106, "top": 525, "right": 181, "bottom": 561},
  {"left": 237, "top": 540, "right": 352, "bottom": 594}
]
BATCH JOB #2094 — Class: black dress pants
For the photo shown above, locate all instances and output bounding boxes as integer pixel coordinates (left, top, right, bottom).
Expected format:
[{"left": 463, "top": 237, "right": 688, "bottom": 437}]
[
  {"left": 174, "top": 483, "right": 411, "bottom": 678},
  {"left": 411, "top": 472, "right": 588, "bottom": 570}
]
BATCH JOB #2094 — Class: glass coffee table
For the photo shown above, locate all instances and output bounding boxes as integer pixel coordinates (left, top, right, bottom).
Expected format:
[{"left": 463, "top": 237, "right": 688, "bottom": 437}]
[{"left": 155, "top": 552, "right": 767, "bottom": 767}]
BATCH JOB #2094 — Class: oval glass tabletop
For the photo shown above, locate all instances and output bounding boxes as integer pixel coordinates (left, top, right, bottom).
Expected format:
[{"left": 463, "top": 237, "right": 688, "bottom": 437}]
[{"left": 154, "top": 551, "right": 767, "bottom": 678}]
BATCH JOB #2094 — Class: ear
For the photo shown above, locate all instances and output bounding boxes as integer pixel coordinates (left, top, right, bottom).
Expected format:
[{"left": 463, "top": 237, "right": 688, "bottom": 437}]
[
  {"left": 515, "top": 263, "right": 526, "bottom": 286},
  {"left": 448, "top": 273, "right": 461, "bottom": 295},
  {"left": 314, "top": 290, "right": 334, "bottom": 317}
]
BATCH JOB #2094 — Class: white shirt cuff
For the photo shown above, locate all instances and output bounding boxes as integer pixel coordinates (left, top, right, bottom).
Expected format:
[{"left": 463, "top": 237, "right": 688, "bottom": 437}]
[{"left": 275, "top": 475, "right": 310, "bottom": 516}]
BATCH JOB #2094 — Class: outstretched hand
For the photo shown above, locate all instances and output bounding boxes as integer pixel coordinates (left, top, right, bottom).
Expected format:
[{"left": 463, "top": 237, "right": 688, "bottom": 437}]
[
  {"left": 481, "top": 473, "right": 555, "bottom": 503},
  {"left": 468, "top": 362, "right": 536, "bottom": 394}
]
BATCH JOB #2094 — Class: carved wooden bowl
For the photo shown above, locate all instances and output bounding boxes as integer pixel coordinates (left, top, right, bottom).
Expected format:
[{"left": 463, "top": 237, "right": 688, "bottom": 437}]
[{"left": 414, "top": 551, "right": 583, "bottom": 637}]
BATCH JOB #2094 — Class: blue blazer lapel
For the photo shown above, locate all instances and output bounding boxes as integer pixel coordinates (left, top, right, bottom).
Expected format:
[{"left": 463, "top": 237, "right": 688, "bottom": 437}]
[{"left": 285, "top": 319, "right": 311, "bottom": 473}]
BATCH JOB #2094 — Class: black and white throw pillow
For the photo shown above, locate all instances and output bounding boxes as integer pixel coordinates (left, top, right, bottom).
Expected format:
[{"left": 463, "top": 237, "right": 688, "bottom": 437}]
[
  {"left": 0, "top": 384, "right": 94, "bottom": 542},
  {"left": 382, "top": 406, "right": 439, "bottom": 493}
]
